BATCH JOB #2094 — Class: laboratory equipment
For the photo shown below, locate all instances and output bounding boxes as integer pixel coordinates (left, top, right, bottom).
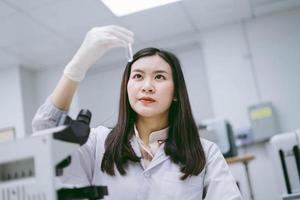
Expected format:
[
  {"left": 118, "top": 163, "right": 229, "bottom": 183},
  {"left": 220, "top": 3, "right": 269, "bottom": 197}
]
[
  {"left": 270, "top": 130, "right": 300, "bottom": 199},
  {"left": 200, "top": 118, "right": 237, "bottom": 158},
  {"left": 249, "top": 102, "right": 279, "bottom": 142},
  {"left": 235, "top": 127, "right": 254, "bottom": 146},
  {"left": 0, "top": 110, "right": 108, "bottom": 200}
]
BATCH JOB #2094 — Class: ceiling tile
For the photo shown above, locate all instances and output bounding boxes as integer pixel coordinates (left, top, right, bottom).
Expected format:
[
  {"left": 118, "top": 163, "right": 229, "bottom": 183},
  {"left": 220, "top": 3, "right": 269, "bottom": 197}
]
[
  {"left": 0, "top": 1, "right": 18, "bottom": 18},
  {"left": 119, "top": 2, "right": 195, "bottom": 42},
  {"left": 253, "top": 0, "right": 300, "bottom": 16},
  {"left": 182, "top": 0, "right": 252, "bottom": 30},
  {"left": 6, "top": 0, "right": 60, "bottom": 11},
  {"left": 251, "top": 0, "right": 276, "bottom": 7},
  {"left": 28, "top": 0, "right": 120, "bottom": 43},
  {"left": 61, "top": 17, "right": 121, "bottom": 46},
  {"left": 5, "top": 35, "right": 75, "bottom": 69},
  {"left": 0, "top": 13, "right": 55, "bottom": 48}
]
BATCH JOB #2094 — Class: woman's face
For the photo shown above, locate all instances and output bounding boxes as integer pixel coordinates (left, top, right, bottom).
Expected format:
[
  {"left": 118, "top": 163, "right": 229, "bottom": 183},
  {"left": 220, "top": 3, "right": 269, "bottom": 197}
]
[{"left": 127, "top": 55, "right": 175, "bottom": 119}]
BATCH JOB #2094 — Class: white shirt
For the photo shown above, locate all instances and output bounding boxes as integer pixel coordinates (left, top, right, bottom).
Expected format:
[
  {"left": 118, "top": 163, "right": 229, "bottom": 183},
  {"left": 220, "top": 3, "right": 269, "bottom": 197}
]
[{"left": 32, "top": 98, "right": 243, "bottom": 200}]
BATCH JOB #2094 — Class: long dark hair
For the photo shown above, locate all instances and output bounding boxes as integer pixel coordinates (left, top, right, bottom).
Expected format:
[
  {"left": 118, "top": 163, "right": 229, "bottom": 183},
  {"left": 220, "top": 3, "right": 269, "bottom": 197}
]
[{"left": 101, "top": 47, "right": 206, "bottom": 180}]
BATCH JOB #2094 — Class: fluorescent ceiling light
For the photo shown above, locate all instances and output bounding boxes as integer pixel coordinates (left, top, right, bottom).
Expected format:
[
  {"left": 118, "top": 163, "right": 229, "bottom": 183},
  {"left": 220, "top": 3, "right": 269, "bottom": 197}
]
[{"left": 102, "top": 0, "right": 181, "bottom": 17}]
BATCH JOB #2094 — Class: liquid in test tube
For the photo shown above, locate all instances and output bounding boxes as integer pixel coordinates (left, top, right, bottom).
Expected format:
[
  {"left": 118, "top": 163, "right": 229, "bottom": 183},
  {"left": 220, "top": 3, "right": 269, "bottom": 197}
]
[{"left": 126, "top": 43, "right": 133, "bottom": 62}]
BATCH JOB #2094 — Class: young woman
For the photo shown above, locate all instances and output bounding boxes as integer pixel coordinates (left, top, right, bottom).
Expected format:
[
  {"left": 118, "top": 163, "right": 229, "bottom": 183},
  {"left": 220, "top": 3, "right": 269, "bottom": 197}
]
[{"left": 32, "top": 25, "right": 242, "bottom": 199}]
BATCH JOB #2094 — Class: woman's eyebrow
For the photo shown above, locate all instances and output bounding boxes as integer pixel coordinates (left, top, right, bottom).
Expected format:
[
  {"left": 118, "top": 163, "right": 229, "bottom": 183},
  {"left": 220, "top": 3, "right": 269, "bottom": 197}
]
[
  {"left": 153, "top": 70, "right": 168, "bottom": 74},
  {"left": 131, "top": 69, "right": 145, "bottom": 73},
  {"left": 131, "top": 69, "right": 169, "bottom": 74}
]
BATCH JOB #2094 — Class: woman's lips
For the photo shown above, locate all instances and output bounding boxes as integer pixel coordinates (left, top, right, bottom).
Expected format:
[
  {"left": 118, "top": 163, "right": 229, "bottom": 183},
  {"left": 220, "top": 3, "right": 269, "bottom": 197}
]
[{"left": 139, "top": 97, "right": 156, "bottom": 104}]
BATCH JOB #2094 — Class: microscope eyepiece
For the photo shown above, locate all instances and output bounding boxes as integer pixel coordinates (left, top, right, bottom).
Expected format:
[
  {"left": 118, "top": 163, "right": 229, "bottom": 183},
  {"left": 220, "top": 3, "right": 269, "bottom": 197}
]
[{"left": 76, "top": 109, "right": 91, "bottom": 125}]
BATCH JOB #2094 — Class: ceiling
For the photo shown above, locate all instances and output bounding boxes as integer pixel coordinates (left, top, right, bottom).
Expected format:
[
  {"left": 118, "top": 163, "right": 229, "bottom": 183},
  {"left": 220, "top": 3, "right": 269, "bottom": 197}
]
[{"left": 0, "top": 0, "right": 299, "bottom": 70}]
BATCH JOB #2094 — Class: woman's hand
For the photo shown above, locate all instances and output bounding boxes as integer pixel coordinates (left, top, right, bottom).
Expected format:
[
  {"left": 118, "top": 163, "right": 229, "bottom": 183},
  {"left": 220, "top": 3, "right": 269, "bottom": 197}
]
[{"left": 64, "top": 25, "right": 134, "bottom": 82}]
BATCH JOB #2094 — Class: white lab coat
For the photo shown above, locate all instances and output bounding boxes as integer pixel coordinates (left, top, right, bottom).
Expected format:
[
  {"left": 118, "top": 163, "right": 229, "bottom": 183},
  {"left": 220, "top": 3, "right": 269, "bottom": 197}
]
[{"left": 61, "top": 126, "right": 242, "bottom": 200}]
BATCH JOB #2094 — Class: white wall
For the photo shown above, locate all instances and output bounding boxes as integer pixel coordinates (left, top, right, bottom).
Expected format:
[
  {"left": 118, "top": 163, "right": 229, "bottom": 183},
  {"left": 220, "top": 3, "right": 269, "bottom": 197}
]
[
  {"left": 200, "top": 23, "right": 260, "bottom": 130},
  {"left": 0, "top": 67, "right": 25, "bottom": 138},
  {"left": 0, "top": 66, "right": 71, "bottom": 137},
  {"left": 177, "top": 47, "right": 214, "bottom": 122},
  {"left": 78, "top": 63, "right": 124, "bottom": 128},
  {"left": 247, "top": 8, "right": 300, "bottom": 132},
  {"left": 200, "top": 8, "right": 300, "bottom": 134},
  {"left": 19, "top": 67, "right": 37, "bottom": 135},
  {"left": 198, "top": 7, "right": 300, "bottom": 200},
  {"left": 35, "top": 67, "right": 80, "bottom": 119},
  {"left": 35, "top": 68, "right": 62, "bottom": 108}
]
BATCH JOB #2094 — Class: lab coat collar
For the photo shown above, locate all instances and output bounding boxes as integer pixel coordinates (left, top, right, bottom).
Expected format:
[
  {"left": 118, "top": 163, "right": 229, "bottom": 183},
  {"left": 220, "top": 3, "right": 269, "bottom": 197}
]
[
  {"left": 133, "top": 124, "right": 168, "bottom": 144},
  {"left": 129, "top": 132, "right": 170, "bottom": 171}
]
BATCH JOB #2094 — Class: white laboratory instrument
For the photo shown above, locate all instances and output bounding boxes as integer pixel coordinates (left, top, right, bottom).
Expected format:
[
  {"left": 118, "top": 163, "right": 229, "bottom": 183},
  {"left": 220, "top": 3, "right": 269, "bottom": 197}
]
[
  {"left": 0, "top": 110, "right": 108, "bottom": 200},
  {"left": 270, "top": 130, "right": 300, "bottom": 200},
  {"left": 200, "top": 118, "right": 237, "bottom": 158}
]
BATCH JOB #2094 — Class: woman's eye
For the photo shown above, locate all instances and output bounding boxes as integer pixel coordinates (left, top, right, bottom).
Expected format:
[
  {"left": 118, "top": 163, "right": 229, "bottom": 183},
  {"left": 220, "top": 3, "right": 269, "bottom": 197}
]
[
  {"left": 155, "top": 74, "right": 166, "bottom": 80},
  {"left": 133, "top": 74, "right": 142, "bottom": 79}
]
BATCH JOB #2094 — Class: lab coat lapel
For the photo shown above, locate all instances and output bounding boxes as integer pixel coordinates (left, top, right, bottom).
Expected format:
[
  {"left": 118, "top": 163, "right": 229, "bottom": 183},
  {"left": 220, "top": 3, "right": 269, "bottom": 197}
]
[
  {"left": 130, "top": 136, "right": 147, "bottom": 169},
  {"left": 129, "top": 136, "right": 170, "bottom": 171},
  {"left": 129, "top": 135, "right": 141, "bottom": 157},
  {"left": 145, "top": 143, "right": 169, "bottom": 171}
]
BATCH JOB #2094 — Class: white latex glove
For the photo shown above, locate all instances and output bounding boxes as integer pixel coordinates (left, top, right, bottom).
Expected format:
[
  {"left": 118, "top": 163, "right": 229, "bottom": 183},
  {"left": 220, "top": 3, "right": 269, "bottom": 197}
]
[{"left": 64, "top": 25, "right": 134, "bottom": 82}]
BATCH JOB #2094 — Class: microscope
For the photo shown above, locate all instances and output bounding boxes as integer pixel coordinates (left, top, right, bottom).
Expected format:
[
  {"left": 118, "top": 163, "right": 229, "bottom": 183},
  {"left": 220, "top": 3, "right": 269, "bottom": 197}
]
[{"left": 0, "top": 110, "right": 108, "bottom": 200}]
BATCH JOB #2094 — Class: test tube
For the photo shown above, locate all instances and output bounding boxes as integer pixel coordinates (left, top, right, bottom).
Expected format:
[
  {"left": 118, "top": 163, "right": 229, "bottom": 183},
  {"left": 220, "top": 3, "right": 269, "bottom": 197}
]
[{"left": 126, "top": 43, "right": 133, "bottom": 62}]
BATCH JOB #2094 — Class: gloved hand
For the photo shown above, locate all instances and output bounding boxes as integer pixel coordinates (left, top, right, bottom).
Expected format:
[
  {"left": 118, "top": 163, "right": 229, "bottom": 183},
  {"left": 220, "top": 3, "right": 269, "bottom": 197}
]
[{"left": 64, "top": 25, "right": 134, "bottom": 82}]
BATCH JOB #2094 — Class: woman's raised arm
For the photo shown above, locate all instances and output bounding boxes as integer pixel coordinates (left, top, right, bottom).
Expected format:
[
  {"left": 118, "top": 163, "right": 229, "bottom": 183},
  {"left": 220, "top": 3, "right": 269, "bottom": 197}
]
[{"left": 32, "top": 25, "right": 134, "bottom": 131}]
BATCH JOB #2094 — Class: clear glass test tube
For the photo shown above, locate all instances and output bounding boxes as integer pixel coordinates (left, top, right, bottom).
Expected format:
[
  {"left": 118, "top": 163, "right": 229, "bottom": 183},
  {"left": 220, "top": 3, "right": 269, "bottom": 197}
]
[{"left": 126, "top": 43, "right": 133, "bottom": 62}]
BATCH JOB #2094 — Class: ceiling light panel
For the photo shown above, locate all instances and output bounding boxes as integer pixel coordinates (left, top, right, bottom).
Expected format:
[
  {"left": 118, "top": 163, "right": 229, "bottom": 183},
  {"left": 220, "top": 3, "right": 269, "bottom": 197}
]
[{"left": 101, "top": 0, "right": 181, "bottom": 16}]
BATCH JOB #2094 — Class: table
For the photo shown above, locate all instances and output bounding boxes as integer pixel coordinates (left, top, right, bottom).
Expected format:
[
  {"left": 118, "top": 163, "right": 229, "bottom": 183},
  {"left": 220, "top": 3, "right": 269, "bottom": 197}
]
[
  {"left": 226, "top": 154, "right": 255, "bottom": 200},
  {"left": 282, "top": 193, "right": 300, "bottom": 200}
]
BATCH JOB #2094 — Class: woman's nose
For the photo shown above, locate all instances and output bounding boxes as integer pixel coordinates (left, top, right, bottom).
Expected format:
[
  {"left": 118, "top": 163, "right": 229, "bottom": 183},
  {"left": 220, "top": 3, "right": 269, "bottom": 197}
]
[{"left": 142, "top": 80, "right": 155, "bottom": 93}]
